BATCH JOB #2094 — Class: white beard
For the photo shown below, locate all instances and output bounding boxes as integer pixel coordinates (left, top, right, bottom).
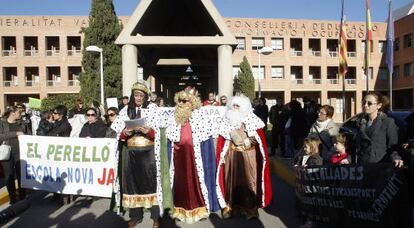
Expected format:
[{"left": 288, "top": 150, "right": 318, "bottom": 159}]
[{"left": 226, "top": 109, "right": 245, "bottom": 129}]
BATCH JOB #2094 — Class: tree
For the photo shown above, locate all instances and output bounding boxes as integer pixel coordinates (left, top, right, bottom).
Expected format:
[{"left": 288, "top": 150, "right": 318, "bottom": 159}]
[
  {"left": 80, "top": 0, "right": 122, "bottom": 106},
  {"left": 237, "top": 56, "right": 255, "bottom": 101},
  {"left": 41, "top": 94, "right": 79, "bottom": 112}
]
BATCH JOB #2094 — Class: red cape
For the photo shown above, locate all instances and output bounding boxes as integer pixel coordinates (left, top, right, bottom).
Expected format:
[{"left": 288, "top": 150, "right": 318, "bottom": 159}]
[{"left": 216, "top": 128, "right": 272, "bottom": 208}]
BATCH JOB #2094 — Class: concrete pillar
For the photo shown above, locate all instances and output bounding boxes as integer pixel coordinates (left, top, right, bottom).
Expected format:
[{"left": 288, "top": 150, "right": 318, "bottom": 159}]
[
  {"left": 321, "top": 90, "right": 328, "bottom": 105},
  {"left": 217, "top": 45, "right": 233, "bottom": 98},
  {"left": 356, "top": 89, "right": 363, "bottom": 114},
  {"left": 284, "top": 90, "right": 291, "bottom": 102},
  {"left": 122, "top": 44, "right": 138, "bottom": 96}
]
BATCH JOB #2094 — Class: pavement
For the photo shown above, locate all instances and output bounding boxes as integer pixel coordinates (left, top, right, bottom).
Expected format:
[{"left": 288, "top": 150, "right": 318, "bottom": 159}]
[{"left": 0, "top": 154, "right": 298, "bottom": 228}]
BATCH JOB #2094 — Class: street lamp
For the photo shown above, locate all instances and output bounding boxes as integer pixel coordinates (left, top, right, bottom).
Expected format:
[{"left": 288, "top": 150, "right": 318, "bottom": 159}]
[
  {"left": 86, "top": 45, "right": 104, "bottom": 106},
  {"left": 257, "top": 46, "right": 273, "bottom": 98}
]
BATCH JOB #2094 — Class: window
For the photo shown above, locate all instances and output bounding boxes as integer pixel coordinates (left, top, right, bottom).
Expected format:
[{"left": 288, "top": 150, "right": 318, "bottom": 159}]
[
  {"left": 394, "top": 38, "right": 400, "bottom": 51},
  {"left": 336, "top": 98, "right": 344, "bottom": 114},
  {"left": 361, "top": 40, "right": 373, "bottom": 53},
  {"left": 404, "top": 33, "right": 413, "bottom": 48},
  {"left": 404, "top": 63, "right": 413, "bottom": 77},
  {"left": 252, "top": 66, "right": 265, "bottom": 79},
  {"left": 271, "top": 38, "right": 283, "bottom": 50},
  {"left": 378, "top": 41, "right": 386, "bottom": 53},
  {"left": 393, "top": 66, "right": 399, "bottom": 79},
  {"left": 379, "top": 67, "right": 388, "bottom": 80},
  {"left": 252, "top": 37, "right": 264, "bottom": 50},
  {"left": 362, "top": 67, "right": 374, "bottom": 80},
  {"left": 271, "top": 66, "right": 284, "bottom": 79},
  {"left": 232, "top": 66, "right": 240, "bottom": 78},
  {"left": 236, "top": 37, "right": 245, "bottom": 50}
]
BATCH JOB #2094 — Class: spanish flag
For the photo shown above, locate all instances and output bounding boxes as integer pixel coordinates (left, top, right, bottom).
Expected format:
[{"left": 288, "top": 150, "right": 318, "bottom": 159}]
[
  {"left": 339, "top": 0, "right": 348, "bottom": 78},
  {"left": 365, "top": 0, "right": 372, "bottom": 74}
]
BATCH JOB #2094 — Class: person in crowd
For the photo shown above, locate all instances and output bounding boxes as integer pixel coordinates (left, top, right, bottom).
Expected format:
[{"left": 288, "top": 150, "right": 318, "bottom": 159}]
[
  {"left": 284, "top": 100, "right": 307, "bottom": 158},
  {"left": 294, "top": 138, "right": 323, "bottom": 167},
  {"left": 269, "top": 97, "right": 287, "bottom": 156},
  {"left": 354, "top": 92, "right": 403, "bottom": 167},
  {"left": 105, "top": 107, "right": 119, "bottom": 127},
  {"left": 111, "top": 81, "right": 161, "bottom": 228},
  {"left": 149, "top": 92, "right": 158, "bottom": 106},
  {"left": 92, "top": 100, "right": 104, "bottom": 119},
  {"left": 203, "top": 91, "right": 220, "bottom": 106},
  {"left": 155, "top": 97, "right": 166, "bottom": 107},
  {"left": 36, "top": 111, "right": 54, "bottom": 136},
  {"left": 308, "top": 105, "right": 339, "bottom": 163},
  {"left": 330, "top": 133, "right": 349, "bottom": 165},
  {"left": 47, "top": 105, "right": 72, "bottom": 204},
  {"left": 0, "top": 106, "right": 25, "bottom": 204},
  {"left": 165, "top": 86, "right": 218, "bottom": 223},
  {"left": 253, "top": 97, "right": 269, "bottom": 132},
  {"left": 16, "top": 104, "right": 32, "bottom": 135},
  {"left": 216, "top": 95, "right": 272, "bottom": 220},
  {"left": 220, "top": 95, "right": 228, "bottom": 106},
  {"left": 79, "top": 108, "right": 107, "bottom": 138},
  {"left": 303, "top": 96, "right": 319, "bottom": 131},
  {"left": 68, "top": 98, "right": 85, "bottom": 118},
  {"left": 119, "top": 96, "right": 129, "bottom": 110}
]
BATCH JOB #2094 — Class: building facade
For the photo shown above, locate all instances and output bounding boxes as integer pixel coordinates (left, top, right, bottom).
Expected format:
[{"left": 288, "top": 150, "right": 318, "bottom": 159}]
[{"left": 0, "top": 13, "right": 413, "bottom": 122}]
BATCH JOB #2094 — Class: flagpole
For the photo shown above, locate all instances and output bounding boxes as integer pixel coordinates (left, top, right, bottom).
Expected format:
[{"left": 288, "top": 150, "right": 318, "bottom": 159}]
[
  {"left": 365, "top": 0, "right": 372, "bottom": 94},
  {"left": 387, "top": 0, "right": 394, "bottom": 111},
  {"left": 339, "top": 0, "right": 347, "bottom": 122}
]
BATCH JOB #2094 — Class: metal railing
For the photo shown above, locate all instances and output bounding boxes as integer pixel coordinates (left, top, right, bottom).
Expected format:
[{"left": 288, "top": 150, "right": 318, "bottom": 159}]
[
  {"left": 24, "top": 49, "right": 39, "bottom": 56},
  {"left": 310, "top": 79, "right": 321, "bottom": 84},
  {"left": 310, "top": 51, "right": 321, "bottom": 56},
  {"left": 328, "top": 51, "right": 338, "bottom": 57},
  {"left": 46, "top": 80, "right": 61, "bottom": 86},
  {"left": 290, "top": 50, "right": 303, "bottom": 56},
  {"left": 25, "top": 80, "right": 39, "bottom": 86},
  {"left": 347, "top": 52, "right": 356, "bottom": 57},
  {"left": 68, "top": 80, "right": 80, "bottom": 86},
  {"left": 46, "top": 50, "right": 60, "bottom": 56},
  {"left": 291, "top": 79, "right": 304, "bottom": 84},
  {"left": 2, "top": 50, "right": 16, "bottom": 56},
  {"left": 346, "top": 79, "right": 356, "bottom": 84},
  {"left": 3, "top": 80, "right": 18, "bottom": 87},
  {"left": 328, "top": 79, "right": 339, "bottom": 84},
  {"left": 67, "top": 49, "right": 81, "bottom": 56}
]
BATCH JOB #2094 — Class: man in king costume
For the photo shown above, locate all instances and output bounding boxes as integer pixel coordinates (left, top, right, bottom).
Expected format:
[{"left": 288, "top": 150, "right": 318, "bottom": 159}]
[
  {"left": 111, "top": 81, "right": 162, "bottom": 228},
  {"left": 165, "top": 87, "right": 219, "bottom": 224},
  {"left": 216, "top": 95, "right": 272, "bottom": 219}
]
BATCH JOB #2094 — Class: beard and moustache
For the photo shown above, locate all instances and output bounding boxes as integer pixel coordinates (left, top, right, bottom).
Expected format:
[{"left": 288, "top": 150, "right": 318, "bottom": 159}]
[
  {"left": 175, "top": 102, "right": 193, "bottom": 126},
  {"left": 226, "top": 109, "right": 246, "bottom": 129}
]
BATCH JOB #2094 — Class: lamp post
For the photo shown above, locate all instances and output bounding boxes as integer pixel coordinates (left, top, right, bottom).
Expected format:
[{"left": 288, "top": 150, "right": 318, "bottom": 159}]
[
  {"left": 257, "top": 46, "right": 273, "bottom": 98},
  {"left": 86, "top": 45, "right": 104, "bottom": 106}
]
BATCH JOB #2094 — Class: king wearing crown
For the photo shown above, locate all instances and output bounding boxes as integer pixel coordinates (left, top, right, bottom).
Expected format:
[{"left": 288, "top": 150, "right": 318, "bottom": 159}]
[{"left": 165, "top": 87, "right": 219, "bottom": 223}]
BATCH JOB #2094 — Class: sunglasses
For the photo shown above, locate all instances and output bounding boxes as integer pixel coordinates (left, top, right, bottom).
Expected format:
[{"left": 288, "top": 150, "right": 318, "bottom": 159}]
[
  {"left": 107, "top": 113, "right": 116, "bottom": 117},
  {"left": 53, "top": 112, "right": 59, "bottom": 115},
  {"left": 178, "top": 99, "right": 189, "bottom": 104},
  {"left": 363, "top": 101, "right": 377, "bottom": 107},
  {"left": 86, "top": 113, "right": 96, "bottom": 117}
]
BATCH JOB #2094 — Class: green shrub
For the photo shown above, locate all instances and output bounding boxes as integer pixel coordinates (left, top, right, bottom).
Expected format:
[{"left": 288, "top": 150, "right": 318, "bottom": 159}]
[{"left": 41, "top": 94, "right": 79, "bottom": 112}]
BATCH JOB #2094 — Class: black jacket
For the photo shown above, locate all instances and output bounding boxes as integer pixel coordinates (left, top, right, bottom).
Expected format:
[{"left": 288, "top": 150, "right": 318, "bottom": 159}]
[
  {"left": 47, "top": 117, "right": 72, "bottom": 137},
  {"left": 294, "top": 154, "right": 323, "bottom": 166},
  {"left": 355, "top": 112, "right": 400, "bottom": 164},
  {"left": 36, "top": 119, "right": 54, "bottom": 136},
  {"left": 79, "top": 120, "right": 107, "bottom": 138}
]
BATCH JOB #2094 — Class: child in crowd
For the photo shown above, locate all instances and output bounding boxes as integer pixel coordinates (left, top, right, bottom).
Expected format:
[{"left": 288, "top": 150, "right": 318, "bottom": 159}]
[
  {"left": 330, "top": 133, "right": 349, "bottom": 165},
  {"left": 294, "top": 138, "right": 323, "bottom": 167},
  {"left": 36, "top": 111, "right": 54, "bottom": 136}
]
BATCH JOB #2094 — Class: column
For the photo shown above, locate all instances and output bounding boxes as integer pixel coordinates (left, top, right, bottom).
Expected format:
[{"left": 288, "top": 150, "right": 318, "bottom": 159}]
[
  {"left": 321, "top": 90, "right": 328, "bottom": 105},
  {"left": 355, "top": 90, "right": 363, "bottom": 114},
  {"left": 122, "top": 44, "right": 138, "bottom": 96},
  {"left": 217, "top": 45, "right": 233, "bottom": 98}
]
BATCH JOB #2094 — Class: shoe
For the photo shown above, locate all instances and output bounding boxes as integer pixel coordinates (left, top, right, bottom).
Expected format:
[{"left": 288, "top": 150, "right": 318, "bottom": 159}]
[
  {"left": 152, "top": 219, "right": 160, "bottom": 228},
  {"left": 127, "top": 219, "right": 142, "bottom": 228},
  {"left": 222, "top": 207, "right": 232, "bottom": 219}
]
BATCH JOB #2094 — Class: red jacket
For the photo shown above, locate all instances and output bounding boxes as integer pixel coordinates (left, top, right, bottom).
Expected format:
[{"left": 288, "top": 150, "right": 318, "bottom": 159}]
[{"left": 330, "top": 151, "right": 349, "bottom": 164}]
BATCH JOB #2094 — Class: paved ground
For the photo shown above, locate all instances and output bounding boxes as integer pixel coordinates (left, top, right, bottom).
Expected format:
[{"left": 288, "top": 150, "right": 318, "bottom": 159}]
[{"left": 0, "top": 156, "right": 299, "bottom": 228}]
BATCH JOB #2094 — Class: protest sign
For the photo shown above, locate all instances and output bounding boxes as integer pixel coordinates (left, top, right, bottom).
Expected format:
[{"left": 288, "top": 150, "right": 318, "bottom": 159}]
[{"left": 19, "top": 135, "right": 118, "bottom": 197}]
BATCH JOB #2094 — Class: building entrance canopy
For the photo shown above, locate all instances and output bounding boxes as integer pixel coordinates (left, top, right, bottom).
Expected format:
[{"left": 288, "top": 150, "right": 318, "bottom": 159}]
[{"left": 115, "top": 0, "right": 237, "bottom": 99}]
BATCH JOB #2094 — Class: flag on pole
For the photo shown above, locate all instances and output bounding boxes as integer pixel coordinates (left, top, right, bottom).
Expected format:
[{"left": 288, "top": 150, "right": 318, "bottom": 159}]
[
  {"left": 365, "top": 0, "right": 372, "bottom": 73},
  {"left": 386, "top": 0, "right": 394, "bottom": 75},
  {"left": 339, "top": 0, "right": 348, "bottom": 78}
]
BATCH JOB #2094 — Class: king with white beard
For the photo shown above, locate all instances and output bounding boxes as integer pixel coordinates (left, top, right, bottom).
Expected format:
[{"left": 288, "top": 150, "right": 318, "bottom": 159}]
[{"left": 216, "top": 95, "right": 273, "bottom": 220}]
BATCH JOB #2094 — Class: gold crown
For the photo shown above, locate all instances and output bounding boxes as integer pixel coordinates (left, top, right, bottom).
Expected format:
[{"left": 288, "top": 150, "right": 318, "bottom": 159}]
[
  {"left": 131, "top": 82, "right": 149, "bottom": 94},
  {"left": 184, "top": 86, "right": 198, "bottom": 96}
]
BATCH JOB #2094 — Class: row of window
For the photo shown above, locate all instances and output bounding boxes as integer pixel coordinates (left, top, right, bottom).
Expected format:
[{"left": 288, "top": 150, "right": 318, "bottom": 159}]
[
  {"left": 232, "top": 63, "right": 413, "bottom": 80},
  {"left": 395, "top": 33, "right": 413, "bottom": 51},
  {"left": 0, "top": 36, "right": 82, "bottom": 57}
]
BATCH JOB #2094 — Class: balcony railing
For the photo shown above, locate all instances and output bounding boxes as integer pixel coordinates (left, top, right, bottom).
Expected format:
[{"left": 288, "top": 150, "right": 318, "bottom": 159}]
[
  {"left": 309, "top": 79, "right": 322, "bottom": 84},
  {"left": 68, "top": 80, "right": 80, "bottom": 86},
  {"left": 67, "top": 49, "right": 81, "bottom": 56},
  {"left": 24, "top": 49, "right": 39, "bottom": 56},
  {"left": 46, "top": 80, "right": 62, "bottom": 86},
  {"left": 328, "top": 79, "right": 339, "bottom": 84},
  {"left": 346, "top": 79, "right": 356, "bottom": 84},
  {"left": 347, "top": 52, "right": 356, "bottom": 57},
  {"left": 310, "top": 51, "right": 321, "bottom": 56},
  {"left": 328, "top": 51, "right": 338, "bottom": 57},
  {"left": 290, "top": 50, "right": 303, "bottom": 56},
  {"left": 291, "top": 79, "right": 304, "bottom": 84},
  {"left": 25, "top": 80, "right": 39, "bottom": 87},
  {"left": 3, "top": 80, "right": 18, "bottom": 87},
  {"left": 46, "top": 50, "right": 60, "bottom": 56},
  {"left": 2, "top": 49, "right": 17, "bottom": 56}
]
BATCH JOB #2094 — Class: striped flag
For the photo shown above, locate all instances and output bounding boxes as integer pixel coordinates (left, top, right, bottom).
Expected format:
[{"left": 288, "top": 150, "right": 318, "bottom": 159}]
[
  {"left": 339, "top": 0, "right": 348, "bottom": 78},
  {"left": 365, "top": 0, "right": 372, "bottom": 74},
  {"left": 386, "top": 0, "right": 394, "bottom": 75}
]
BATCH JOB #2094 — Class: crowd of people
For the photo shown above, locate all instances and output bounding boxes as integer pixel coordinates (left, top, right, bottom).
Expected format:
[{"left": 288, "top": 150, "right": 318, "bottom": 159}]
[{"left": 0, "top": 83, "right": 413, "bottom": 227}]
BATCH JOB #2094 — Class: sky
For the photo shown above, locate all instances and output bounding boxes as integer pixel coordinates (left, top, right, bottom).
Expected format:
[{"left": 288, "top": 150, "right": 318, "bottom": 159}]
[{"left": 0, "top": 0, "right": 412, "bottom": 22}]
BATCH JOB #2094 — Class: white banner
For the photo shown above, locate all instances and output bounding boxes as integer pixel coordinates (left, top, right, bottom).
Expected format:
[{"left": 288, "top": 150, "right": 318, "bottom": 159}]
[{"left": 19, "top": 135, "right": 118, "bottom": 198}]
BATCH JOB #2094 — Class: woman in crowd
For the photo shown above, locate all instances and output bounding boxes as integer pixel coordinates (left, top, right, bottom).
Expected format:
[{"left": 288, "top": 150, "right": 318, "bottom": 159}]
[
  {"left": 308, "top": 105, "right": 339, "bottom": 163},
  {"left": 105, "top": 107, "right": 119, "bottom": 127},
  {"left": 36, "top": 111, "right": 54, "bottom": 136},
  {"left": 79, "top": 108, "right": 107, "bottom": 138},
  {"left": 68, "top": 98, "right": 85, "bottom": 118},
  {"left": 0, "top": 106, "right": 25, "bottom": 204},
  {"left": 354, "top": 92, "right": 403, "bottom": 167}
]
